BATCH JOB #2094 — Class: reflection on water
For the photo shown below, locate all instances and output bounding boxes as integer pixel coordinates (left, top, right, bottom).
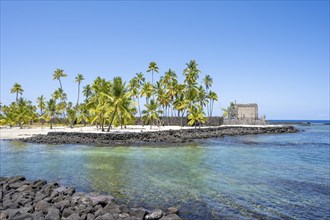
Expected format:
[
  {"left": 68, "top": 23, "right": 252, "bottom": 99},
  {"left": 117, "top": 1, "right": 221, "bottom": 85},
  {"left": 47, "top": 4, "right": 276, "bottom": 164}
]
[{"left": 1, "top": 125, "right": 329, "bottom": 219}]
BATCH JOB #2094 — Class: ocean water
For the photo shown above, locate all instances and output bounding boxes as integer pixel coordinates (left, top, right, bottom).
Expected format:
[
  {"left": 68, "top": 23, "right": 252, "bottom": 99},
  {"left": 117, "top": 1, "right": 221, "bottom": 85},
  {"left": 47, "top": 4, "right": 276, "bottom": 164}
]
[{"left": 1, "top": 124, "right": 329, "bottom": 219}]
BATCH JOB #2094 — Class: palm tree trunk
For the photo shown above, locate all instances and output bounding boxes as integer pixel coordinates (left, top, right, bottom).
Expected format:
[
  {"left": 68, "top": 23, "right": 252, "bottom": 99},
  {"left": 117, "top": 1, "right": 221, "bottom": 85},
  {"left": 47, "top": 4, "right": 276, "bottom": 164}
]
[
  {"left": 50, "top": 116, "right": 53, "bottom": 129},
  {"left": 167, "top": 106, "right": 170, "bottom": 126},
  {"left": 120, "top": 113, "right": 123, "bottom": 129},
  {"left": 211, "top": 100, "right": 214, "bottom": 117},
  {"left": 152, "top": 70, "right": 154, "bottom": 101},
  {"left": 179, "top": 110, "right": 182, "bottom": 127},
  {"left": 107, "top": 105, "right": 118, "bottom": 132},
  {"left": 101, "top": 118, "right": 105, "bottom": 132},
  {"left": 77, "top": 83, "right": 80, "bottom": 106},
  {"left": 59, "top": 79, "right": 63, "bottom": 90},
  {"left": 16, "top": 92, "right": 18, "bottom": 103},
  {"left": 137, "top": 96, "right": 141, "bottom": 119}
]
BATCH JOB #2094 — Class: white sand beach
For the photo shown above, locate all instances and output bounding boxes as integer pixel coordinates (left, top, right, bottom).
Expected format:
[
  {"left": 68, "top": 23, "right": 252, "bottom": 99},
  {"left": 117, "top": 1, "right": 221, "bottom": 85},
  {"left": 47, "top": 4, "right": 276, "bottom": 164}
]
[{"left": 0, "top": 124, "right": 283, "bottom": 140}]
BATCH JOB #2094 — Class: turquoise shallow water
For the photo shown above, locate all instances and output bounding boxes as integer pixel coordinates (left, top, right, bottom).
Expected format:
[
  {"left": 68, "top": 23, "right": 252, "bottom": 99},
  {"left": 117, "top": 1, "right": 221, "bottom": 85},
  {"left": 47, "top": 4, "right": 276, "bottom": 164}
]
[{"left": 1, "top": 124, "right": 329, "bottom": 219}]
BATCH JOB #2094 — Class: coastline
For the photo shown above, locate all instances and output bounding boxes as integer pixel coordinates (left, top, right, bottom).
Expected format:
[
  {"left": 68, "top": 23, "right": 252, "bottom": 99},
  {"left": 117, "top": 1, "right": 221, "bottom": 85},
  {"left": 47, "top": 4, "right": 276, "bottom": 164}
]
[
  {"left": 0, "top": 176, "right": 181, "bottom": 220},
  {"left": 1, "top": 125, "right": 299, "bottom": 145}
]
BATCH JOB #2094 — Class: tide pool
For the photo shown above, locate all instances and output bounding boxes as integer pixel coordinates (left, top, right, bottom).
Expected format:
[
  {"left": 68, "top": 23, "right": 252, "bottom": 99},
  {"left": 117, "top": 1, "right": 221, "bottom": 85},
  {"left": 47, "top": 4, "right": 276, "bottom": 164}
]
[{"left": 1, "top": 124, "right": 329, "bottom": 219}]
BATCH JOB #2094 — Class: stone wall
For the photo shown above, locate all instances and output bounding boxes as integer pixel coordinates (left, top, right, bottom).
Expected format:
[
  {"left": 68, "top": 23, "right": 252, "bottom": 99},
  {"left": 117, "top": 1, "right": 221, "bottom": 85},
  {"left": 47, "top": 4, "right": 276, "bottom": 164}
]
[{"left": 135, "top": 117, "right": 224, "bottom": 127}]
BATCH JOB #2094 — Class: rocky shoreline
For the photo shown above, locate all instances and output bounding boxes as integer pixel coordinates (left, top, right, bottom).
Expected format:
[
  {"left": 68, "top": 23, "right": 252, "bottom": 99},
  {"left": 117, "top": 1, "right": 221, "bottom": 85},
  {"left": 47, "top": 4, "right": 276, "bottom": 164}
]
[
  {"left": 20, "top": 126, "right": 298, "bottom": 145},
  {"left": 0, "top": 176, "right": 181, "bottom": 220}
]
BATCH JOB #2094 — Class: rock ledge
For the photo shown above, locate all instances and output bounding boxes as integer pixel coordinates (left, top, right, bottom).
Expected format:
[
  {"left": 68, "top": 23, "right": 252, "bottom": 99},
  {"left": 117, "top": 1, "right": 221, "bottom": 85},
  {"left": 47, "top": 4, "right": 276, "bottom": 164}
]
[
  {"left": 20, "top": 126, "right": 298, "bottom": 145},
  {"left": 0, "top": 176, "right": 180, "bottom": 220}
]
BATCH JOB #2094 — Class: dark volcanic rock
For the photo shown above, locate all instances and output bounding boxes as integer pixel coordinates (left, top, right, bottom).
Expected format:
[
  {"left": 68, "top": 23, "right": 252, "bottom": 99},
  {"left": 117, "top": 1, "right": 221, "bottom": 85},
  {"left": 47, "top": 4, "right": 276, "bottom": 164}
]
[
  {"left": 34, "top": 200, "right": 51, "bottom": 212},
  {"left": 88, "top": 194, "right": 114, "bottom": 206},
  {"left": 7, "top": 176, "right": 26, "bottom": 184},
  {"left": 0, "top": 176, "right": 182, "bottom": 219},
  {"left": 62, "top": 207, "right": 75, "bottom": 218},
  {"left": 129, "top": 207, "right": 147, "bottom": 219},
  {"left": 20, "top": 125, "right": 298, "bottom": 145},
  {"left": 145, "top": 209, "right": 163, "bottom": 220},
  {"left": 45, "top": 207, "right": 60, "bottom": 220},
  {"left": 160, "top": 214, "right": 181, "bottom": 220},
  {"left": 166, "top": 207, "right": 179, "bottom": 215},
  {"left": 32, "top": 180, "right": 47, "bottom": 189}
]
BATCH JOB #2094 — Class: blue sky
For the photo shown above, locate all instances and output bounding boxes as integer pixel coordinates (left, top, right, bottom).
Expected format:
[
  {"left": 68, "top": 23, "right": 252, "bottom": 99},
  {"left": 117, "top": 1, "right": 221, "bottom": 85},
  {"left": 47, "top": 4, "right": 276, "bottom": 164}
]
[{"left": 1, "top": 1, "right": 329, "bottom": 120}]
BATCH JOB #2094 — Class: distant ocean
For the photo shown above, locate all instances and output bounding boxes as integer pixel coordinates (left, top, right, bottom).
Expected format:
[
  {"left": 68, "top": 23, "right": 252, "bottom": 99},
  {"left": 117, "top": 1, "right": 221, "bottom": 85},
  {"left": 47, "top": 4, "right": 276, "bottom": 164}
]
[{"left": 268, "top": 119, "right": 330, "bottom": 124}]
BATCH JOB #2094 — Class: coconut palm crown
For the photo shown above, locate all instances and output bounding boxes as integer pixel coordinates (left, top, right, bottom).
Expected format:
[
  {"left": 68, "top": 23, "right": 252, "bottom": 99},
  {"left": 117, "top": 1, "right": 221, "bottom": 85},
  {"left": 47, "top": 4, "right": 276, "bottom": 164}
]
[
  {"left": 10, "top": 83, "right": 24, "bottom": 103},
  {"left": 53, "top": 69, "right": 67, "bottom": 90}
]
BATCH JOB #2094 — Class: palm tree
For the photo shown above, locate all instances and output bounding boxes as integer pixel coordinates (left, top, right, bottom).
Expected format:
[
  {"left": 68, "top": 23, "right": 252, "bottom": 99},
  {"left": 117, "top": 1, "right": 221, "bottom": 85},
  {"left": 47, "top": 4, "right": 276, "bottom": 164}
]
[
  {"left": 66, "top": 102, "right": 76, "bottom": 128},
  {"left": 52, "top": 88, "right": 67, "bottom": 103},
  {"left": 203, "top": 75, "right": 213, "bottom": 117},
  {"left": 208, "top": 91, "right": 218, "bottom": 117},
  {"left": 51, "top": 89, "right": 60, "bottom": 103},
  {"left": 45, "top": 99, "right": 57, "bottom": 129},
  {"left": 147, "top": 61, "right": 159, "bottom": 100},
  {"left": 197, "top": 85, "right": 208, "bottom": 112},
  {"left": 12, "top": 98, "right": 37, "bottom": 128},
  {"left": 82, "top": 84, "right": 92, "bottom": 102},
  {"left": 174, "top": 94, "right": 189, "bottom": 127},
  {"left": 141, "top": 82, "right": 153, "bottom": 105},
  {"left": 136, "top": 72, "right": 145, "bottom": 85},
  {"left": 74, "top": 73, "right": 85, "bottom": 106},
  {"left": 183, "top": 60, "right": 200, "bottom": 86},
  {"left": 142, "top": 99, "right": 162, "bottom": 129},
  {"left": 203, "top": 75, "right": 213, "bottom": 92},
  {"left": 88, "top": 77, "right": 110, "bottom": 131},
  {"left": 53, "top": 69, "right": 67, "bottom": 90},
  {"left": 128, "top": 77, "right": 141, "bottom": 118},
  {"left": 36, "top": 95, "right": 46, "bottom": 115},
  {"left": 89, "top": 96, "right": 108, "bottom": 131},
  {"left": 188, "top": 105, "right": 207, "bottom": 128},
  {"left": 163, "top": 70, "right": 178, "bottom": 117},
  {"left": 183, "top": 60, "right": 201, "bottom": 109},
  {"left": 135, "top": 72, "right": 145, "bottom": 118},
  {"left": 10, "top": 83, "right": 24, "bottom": 103},
  {"left": 105, "top": 77, "right": 133, "bottom": 132},
  {"left": 76, "top": 103, "right": 90, "bottom": 126},
  {"left": 157, "top": 86, "right": 170, "bottom": 120},
  {"left": 163, "top": 69, "right": 177, "bottom": 85},
  {"left": 52, "top": 88, "right": 67, "bottom": 122},
  {"left": 0, "top": 104, "right": 16, "bottom": 127}
]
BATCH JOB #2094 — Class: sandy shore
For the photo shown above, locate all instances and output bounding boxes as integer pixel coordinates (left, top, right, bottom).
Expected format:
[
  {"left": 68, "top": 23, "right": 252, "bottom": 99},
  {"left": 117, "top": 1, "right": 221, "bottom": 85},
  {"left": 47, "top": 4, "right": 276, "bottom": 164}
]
[
  {"left": 0, "top": 124, "right": 289, "bottom": 140},
  {"left": 0, "top": 125, "right": 182, "bottom": 140}
]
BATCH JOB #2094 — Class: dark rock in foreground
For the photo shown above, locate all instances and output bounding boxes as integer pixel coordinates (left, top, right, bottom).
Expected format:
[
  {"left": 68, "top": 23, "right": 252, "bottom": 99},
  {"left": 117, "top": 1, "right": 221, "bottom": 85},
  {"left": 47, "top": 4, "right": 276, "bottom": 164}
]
[
  {"left": 0, "top": 176, "right": 181, "bottom": 220},
  {"left": 20, "top": 126, "right": 298, "bottom": 145}
]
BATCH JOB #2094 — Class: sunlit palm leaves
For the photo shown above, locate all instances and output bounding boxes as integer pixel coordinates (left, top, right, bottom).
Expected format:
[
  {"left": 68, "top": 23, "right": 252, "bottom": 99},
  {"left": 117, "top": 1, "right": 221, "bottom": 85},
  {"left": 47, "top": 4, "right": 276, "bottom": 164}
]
[{"left": 10, "top": 83, "right": 24, "bottom": 103}]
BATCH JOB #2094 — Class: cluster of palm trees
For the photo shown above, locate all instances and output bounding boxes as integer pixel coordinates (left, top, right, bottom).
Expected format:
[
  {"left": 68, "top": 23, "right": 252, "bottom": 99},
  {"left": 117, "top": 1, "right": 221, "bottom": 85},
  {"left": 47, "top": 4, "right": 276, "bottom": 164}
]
[{"left": 0, "top": 60, "right": 219, "bottom": 129}]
